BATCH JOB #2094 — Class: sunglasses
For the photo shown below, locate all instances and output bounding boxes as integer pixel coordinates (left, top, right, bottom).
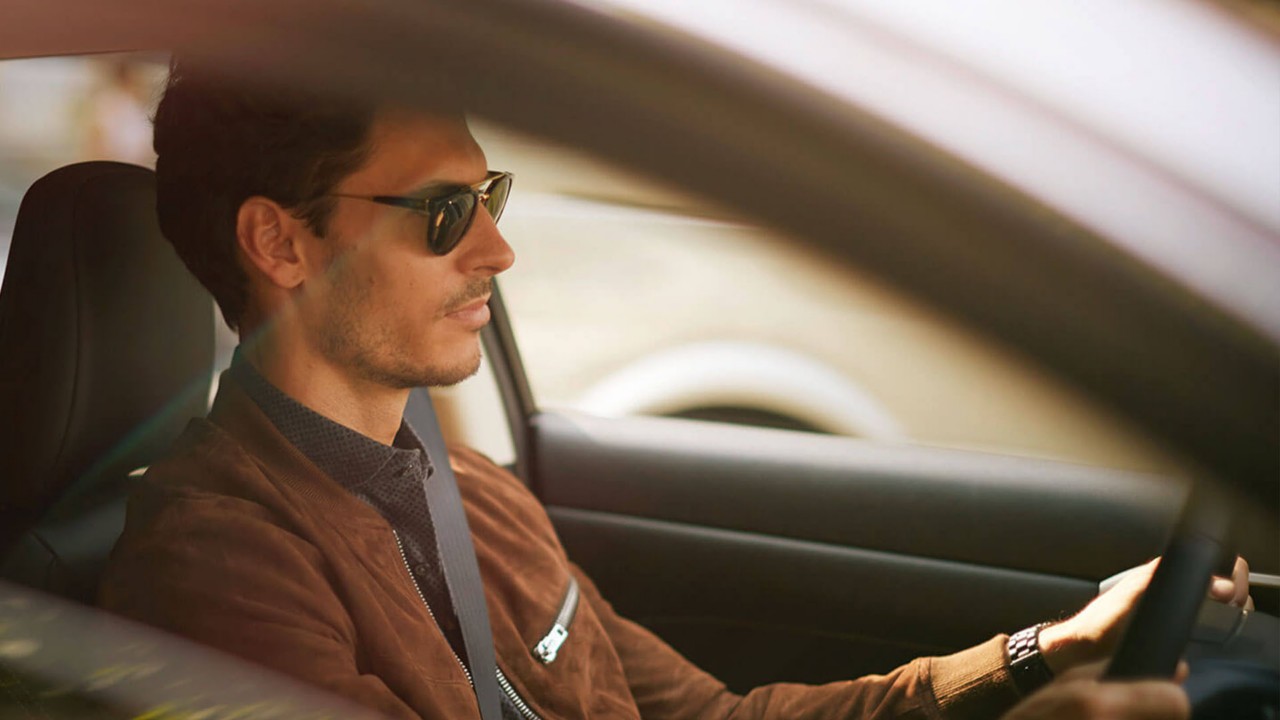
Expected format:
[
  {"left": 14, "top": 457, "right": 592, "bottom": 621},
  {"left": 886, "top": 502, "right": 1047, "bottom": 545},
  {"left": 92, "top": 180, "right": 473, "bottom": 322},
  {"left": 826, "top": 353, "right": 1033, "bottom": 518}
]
[{"left": 329, "top": 170, "right": 513, "bottom": 255}]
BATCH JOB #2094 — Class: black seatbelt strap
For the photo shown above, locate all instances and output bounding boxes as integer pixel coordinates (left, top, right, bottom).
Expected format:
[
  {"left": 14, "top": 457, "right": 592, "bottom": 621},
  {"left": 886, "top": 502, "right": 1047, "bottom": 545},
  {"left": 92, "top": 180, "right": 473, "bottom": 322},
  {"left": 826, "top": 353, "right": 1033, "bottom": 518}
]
[{"left": 405, "top": 388, "right": 503, "bottom": 720}]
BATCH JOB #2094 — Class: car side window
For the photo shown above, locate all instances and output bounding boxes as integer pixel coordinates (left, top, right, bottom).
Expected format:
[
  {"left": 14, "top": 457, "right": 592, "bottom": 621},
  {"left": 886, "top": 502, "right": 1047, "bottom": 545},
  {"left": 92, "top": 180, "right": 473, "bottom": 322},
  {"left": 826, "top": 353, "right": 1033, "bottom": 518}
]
[
  {"left": 469, "top": 121, "right": 1187, "bottom": 476},
  {"left": 0, "top": 58, "right": 1183, "bottom": 476}
]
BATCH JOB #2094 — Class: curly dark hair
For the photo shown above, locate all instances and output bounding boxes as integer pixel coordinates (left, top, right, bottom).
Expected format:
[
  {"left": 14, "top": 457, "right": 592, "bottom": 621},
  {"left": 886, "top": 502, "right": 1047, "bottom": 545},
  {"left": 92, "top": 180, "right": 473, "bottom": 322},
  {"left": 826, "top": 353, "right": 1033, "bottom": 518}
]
[{"left": 152, "top": 60, "right": 376, "bottom": 331}]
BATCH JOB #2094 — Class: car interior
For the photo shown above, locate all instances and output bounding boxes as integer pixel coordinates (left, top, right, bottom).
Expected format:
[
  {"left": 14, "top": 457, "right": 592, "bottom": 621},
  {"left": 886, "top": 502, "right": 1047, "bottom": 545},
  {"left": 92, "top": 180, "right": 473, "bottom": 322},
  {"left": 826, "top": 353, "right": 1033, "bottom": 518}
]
[
  {"left": 0, "top": 6, "right": 1277, "bottom": 711},
  {"left": 1, "top": 154, "right": 1276, "bottom": 717}
]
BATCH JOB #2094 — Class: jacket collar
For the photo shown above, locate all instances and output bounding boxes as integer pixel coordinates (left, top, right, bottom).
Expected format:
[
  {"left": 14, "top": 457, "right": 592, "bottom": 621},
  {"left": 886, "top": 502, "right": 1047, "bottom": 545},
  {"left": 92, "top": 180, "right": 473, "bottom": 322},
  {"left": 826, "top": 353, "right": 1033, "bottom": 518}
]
[
  {"left": 225, "top": 348, "right": 432, "bottom": 492},
  {"left": 206, "top": 364, "right": 387, "bottom": 530}
]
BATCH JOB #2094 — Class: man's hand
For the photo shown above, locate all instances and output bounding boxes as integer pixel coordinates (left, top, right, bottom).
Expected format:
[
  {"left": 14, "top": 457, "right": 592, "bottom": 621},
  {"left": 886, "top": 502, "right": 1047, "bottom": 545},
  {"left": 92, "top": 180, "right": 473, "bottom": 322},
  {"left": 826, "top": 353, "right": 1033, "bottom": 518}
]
[
  {"left": 999, "top": 661, "right": 1190, "bottom": 720},
  {"left": 1208, "top": 555, "right": 1253, "bottom": 610},
  {"left": 1037, "top": 556, "right": 1252, "bottom": 674},
  {"left": 998, "top": 678, "right": 1189, "bottom": 720}
]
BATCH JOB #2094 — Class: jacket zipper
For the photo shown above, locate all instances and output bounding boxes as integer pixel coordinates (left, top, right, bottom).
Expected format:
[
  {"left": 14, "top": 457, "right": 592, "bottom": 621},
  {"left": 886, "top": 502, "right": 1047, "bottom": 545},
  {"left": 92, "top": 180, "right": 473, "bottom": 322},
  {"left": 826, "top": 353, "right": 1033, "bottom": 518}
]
[
  {"left": 499, "top": 576, "right": 581, "bottom": 718},
  {"left": 392, "top": 531, "right": 473, "bottom": 688},
  {"left": 394, "top": 532, "right": 545, "bottom": 719},
  {"left": 532, "top": 575, "right": 579, "bottom": 664},
  {"left": 495, "top": 665, "right": 542, "bottom": 720}
]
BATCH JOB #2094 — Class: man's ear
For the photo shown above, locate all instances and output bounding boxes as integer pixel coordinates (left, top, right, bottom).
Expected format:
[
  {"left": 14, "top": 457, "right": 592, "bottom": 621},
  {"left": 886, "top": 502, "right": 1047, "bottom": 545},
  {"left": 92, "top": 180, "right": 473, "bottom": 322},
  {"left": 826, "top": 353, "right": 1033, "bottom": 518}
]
[{"left": 236, "top": 197, "right": 309, "bottom": 290}]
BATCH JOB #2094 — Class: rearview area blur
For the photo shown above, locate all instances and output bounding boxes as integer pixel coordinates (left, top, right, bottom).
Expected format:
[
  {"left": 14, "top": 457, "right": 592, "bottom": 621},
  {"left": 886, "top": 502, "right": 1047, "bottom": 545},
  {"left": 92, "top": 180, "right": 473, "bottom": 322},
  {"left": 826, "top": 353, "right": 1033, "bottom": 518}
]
[
  {"left": 0, "top": 53, "right": 1190, "bottom": 476},
  {"left": 466, "top": 120, "right": 1191, "bottom": 474}
]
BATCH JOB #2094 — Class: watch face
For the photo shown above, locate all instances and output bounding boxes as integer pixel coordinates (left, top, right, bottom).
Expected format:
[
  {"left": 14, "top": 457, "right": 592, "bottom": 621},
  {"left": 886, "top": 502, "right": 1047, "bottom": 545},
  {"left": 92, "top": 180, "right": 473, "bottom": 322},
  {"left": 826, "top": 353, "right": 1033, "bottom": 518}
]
[{"left": 1007, "top": 625, "right": 1054, "bottom": 696}]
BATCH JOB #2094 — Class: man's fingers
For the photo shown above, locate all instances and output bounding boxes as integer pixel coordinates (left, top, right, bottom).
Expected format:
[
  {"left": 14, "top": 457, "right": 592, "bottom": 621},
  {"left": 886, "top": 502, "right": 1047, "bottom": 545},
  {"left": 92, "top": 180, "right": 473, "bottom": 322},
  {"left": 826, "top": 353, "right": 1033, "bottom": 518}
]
[
  {"left": 1000, "top": 679, "right": 1189, "bottom": 720},
  {"left": 1210, "top": 576, "right": 1235, "bottom": 601},
  {"left": 1231, "top": 556, "right": 1251, "bottom": 607},
  {"left": 1091, "top": 681, "right": 1191, "bottom": 720},
  {"left": 1208, "top": 556, "right": 1252, "bottom": 607}
]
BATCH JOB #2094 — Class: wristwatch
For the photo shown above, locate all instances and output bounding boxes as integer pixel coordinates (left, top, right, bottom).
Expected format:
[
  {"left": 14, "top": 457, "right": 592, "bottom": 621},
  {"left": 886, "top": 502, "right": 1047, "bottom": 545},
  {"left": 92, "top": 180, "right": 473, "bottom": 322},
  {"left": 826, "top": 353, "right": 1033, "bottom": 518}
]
[{"left": 1006, "top": 622, "right": 1055, "bottom": 697}]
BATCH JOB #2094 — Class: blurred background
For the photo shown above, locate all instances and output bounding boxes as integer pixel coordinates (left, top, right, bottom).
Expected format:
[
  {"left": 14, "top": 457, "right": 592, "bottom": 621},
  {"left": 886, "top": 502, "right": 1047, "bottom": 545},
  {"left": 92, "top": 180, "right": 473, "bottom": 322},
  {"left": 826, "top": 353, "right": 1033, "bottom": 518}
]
[{"left": 3, "top": 0, "right": 1276, "bottom": 479}]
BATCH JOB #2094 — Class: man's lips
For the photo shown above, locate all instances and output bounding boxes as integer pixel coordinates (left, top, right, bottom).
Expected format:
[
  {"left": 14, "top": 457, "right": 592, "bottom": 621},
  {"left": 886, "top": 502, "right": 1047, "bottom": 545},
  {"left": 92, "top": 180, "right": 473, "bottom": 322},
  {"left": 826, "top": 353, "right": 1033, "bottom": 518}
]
[
  {"left": 445, "top": 295, "right": 491, "bottom": 328},
  {"left": 446, "top": 294, "right": 490, "bottom": 314}
]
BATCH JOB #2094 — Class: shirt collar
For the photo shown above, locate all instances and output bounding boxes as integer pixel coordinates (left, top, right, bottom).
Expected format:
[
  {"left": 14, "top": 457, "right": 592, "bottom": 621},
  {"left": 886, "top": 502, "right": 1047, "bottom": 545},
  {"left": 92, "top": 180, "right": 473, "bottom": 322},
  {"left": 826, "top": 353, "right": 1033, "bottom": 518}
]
[{"left": 228, "top": 347, "right": 432, "bottom": 491}]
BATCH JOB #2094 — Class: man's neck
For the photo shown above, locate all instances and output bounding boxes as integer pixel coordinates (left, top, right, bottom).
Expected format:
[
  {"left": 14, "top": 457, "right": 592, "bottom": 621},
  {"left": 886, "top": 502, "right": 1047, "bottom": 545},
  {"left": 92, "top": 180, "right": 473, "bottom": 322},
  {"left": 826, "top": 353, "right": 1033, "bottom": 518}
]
[{"left": 241, "top": 333, "right": 409, "bottom": 446}]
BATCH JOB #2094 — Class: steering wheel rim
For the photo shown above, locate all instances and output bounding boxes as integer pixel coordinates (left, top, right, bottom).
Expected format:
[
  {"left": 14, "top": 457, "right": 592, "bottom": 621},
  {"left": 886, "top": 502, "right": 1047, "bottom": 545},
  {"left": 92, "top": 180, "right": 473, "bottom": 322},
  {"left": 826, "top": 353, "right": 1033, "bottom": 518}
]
[{"left": 1105, "top": 484, "right": 1235, "bottom": 680}]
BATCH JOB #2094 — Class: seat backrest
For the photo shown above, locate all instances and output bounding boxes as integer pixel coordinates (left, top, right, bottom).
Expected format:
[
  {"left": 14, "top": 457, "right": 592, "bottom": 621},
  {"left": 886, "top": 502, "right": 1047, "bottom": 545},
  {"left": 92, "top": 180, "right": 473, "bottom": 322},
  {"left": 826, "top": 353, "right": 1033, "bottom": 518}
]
[{"left": 0, "top": 161, "right": 215, "bottom": 603}]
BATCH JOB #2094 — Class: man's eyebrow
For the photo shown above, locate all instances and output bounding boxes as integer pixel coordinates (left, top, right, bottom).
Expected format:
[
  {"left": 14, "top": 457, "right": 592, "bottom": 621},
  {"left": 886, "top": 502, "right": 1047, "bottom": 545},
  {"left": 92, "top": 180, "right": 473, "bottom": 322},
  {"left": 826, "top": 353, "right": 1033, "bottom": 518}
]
[
  {"left": 402, "top": 170, "right": 493, "bottom": 198},
  {"left": 401, "top": 179, "right": 464, "bottom": 198}
]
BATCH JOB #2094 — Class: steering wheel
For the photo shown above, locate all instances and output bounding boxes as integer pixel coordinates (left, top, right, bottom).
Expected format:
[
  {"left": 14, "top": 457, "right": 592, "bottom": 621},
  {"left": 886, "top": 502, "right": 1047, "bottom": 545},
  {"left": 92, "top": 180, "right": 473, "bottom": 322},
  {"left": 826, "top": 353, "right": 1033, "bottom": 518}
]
[
  {"left": 1105, "top": 483, "right": 1235, "bottom": 680},
  {"left": 1104, "top": 482, "right": 1280, "bottom": 719}
]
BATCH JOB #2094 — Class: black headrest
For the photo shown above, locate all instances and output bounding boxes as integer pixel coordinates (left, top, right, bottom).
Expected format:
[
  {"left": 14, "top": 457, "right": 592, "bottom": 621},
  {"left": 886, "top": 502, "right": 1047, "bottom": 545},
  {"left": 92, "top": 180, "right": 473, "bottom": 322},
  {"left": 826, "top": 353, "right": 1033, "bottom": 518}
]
[{"left": 0, "top": 162, "right": 214, "bottom": 543}]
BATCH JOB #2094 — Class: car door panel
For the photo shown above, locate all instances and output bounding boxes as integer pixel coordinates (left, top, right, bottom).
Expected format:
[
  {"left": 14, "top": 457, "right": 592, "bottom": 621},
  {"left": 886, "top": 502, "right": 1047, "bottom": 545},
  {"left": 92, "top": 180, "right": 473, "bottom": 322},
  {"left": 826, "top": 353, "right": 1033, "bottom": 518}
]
[
  {"left": 531, "top": 410, "right": 1187, "bottom": 688},
  {"left": 551, "top": 506, "right": 1101, "bottom": 690}
]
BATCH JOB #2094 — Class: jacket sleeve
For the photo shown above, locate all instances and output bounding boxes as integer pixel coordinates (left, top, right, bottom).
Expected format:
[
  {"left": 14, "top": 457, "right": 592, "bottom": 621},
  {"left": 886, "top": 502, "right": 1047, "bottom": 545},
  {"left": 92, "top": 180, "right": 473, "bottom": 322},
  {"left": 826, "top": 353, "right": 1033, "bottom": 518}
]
[
  {"left": 98, "top": 488, "right": 421, "bottom": 720},
  {"left": 570, "top": 564, "right": 1024, "bottom": 720}
]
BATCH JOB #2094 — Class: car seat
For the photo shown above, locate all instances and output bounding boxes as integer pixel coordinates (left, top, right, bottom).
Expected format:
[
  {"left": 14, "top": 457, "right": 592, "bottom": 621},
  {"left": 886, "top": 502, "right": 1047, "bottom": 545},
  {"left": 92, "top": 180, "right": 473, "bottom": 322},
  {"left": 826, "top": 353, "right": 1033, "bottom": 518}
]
[{"left": 0, "top": 161, "right": 215, "bottom": 604}]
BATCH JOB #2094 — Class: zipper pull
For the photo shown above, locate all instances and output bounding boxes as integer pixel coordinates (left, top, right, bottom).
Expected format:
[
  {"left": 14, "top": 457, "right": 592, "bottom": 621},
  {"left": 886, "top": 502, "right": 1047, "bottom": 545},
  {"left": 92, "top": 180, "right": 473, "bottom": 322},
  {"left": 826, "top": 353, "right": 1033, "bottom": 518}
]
[{"left": 533, "top": 624, "right": 569, "bottom": 664}]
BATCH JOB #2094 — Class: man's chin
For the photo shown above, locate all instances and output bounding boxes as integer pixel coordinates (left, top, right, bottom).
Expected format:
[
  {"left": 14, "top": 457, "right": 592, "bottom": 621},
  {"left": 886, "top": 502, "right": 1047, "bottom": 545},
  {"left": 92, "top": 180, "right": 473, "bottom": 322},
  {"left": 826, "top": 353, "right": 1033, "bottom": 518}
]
[
  {"left": 394, "top": 348, "right": 483, "bottom": 389},
  {"left": 424, "top": 358, "right": 482, "bottom": 389}
]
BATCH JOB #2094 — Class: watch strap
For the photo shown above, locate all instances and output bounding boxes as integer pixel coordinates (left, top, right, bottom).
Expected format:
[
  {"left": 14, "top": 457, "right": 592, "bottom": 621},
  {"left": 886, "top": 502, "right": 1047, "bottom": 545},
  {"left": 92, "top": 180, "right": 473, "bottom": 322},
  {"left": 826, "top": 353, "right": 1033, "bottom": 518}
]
[{"left": 1006, "top": 622, "right": 1055, "bottom": 697}]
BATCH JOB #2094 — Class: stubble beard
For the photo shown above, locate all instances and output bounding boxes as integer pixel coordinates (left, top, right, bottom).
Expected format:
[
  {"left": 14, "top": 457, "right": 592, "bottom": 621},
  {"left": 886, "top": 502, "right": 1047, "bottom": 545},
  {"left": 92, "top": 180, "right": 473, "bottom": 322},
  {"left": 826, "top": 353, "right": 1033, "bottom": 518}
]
[
  {"left": 316, "top": 254, "right": 487, "bottom": 390},
  {"left": 344, "top": 329, "right": 483, "bottom": 390}
]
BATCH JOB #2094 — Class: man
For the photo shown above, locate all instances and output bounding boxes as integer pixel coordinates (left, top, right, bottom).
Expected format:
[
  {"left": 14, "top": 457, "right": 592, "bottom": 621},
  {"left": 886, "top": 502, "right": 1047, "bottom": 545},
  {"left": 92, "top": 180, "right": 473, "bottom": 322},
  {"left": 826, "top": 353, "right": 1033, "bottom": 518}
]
[{"left": 99, "top": 62, "right": 1248, "bottom": 719}]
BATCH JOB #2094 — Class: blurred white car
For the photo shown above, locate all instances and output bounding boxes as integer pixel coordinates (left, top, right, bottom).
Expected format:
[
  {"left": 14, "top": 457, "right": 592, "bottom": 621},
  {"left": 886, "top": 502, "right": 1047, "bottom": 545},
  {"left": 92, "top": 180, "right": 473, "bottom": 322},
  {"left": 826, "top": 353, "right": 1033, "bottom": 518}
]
[{"left": 433, "top": 0, "right": 1280, "bottom": 477}]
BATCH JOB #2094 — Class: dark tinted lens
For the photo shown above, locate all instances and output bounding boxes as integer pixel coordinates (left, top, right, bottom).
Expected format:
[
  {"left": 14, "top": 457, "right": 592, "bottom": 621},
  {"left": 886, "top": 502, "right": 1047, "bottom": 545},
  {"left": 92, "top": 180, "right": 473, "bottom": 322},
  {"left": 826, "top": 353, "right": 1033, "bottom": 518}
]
[
  {"left": 429, "top": 193, "right": 478, "bottom": 254},
  {"left": 483, "top": 174, "right": 512, "bottom": 223}
]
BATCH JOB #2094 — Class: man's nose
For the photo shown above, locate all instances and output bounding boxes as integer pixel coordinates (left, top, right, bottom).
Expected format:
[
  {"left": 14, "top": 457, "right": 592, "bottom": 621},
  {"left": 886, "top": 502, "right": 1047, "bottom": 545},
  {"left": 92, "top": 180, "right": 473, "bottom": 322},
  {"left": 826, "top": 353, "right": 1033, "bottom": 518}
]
[{"left": 457, "top": 207, "right": 515, "bottom": 276}]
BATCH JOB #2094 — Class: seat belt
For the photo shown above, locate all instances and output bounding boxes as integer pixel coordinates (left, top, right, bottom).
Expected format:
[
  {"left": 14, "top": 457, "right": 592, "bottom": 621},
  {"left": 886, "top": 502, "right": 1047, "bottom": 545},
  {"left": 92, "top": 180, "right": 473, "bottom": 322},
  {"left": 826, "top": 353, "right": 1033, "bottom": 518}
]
[{"left": 404, "top": 387, "right": 504, "bottom": 720}]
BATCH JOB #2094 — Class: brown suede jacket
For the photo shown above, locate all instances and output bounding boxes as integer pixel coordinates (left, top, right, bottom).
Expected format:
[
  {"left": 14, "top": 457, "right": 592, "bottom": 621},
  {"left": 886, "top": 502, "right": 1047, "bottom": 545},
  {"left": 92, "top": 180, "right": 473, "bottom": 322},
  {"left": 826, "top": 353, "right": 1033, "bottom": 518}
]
[{"left": 99, "top": 372, "right": 1023, "bottom": 719}]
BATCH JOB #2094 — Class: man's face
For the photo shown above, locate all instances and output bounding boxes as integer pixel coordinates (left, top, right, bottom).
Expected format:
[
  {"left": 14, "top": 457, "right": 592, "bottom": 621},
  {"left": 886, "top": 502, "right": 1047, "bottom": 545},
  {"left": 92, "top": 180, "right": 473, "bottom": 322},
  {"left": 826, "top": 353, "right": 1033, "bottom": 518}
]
[{"left": 297, "top": 111, "right": 514, "bottom": 389}]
